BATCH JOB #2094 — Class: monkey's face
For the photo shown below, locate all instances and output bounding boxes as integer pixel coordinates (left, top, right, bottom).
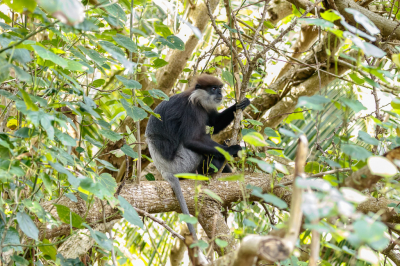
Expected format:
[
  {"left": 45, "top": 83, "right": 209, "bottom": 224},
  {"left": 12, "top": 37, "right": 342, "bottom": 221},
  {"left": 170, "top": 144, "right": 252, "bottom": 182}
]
[
  {"left": 189, "top": 85, "right": 224, "bottom": 111},
  {"left": 208, "top": 85, "right": 223, "bottom": 104}
]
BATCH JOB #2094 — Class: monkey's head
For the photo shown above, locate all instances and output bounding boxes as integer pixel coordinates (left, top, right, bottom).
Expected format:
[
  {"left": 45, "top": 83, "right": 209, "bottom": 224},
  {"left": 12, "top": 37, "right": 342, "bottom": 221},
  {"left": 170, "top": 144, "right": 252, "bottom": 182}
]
[{"left": 189, "top": 74, "right": 224, "bottom": 111}]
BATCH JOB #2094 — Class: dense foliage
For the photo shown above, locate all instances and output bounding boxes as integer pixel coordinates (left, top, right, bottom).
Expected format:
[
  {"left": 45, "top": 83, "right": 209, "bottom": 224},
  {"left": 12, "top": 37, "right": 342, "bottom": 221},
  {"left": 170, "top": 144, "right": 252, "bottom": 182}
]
[{"left": 1, "top": 0, "right": 400, "bottom": 265}]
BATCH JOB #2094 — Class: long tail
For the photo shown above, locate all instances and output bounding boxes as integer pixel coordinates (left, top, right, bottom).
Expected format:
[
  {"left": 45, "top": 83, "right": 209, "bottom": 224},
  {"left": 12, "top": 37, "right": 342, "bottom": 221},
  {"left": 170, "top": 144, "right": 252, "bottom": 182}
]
[{"left": 164, "top": 173, "right": 197, "bottom": 240}]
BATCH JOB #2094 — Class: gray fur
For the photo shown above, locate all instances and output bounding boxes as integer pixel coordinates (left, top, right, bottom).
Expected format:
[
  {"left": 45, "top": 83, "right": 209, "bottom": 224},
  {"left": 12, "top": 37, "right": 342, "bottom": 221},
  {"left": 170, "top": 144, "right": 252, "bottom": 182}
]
[
  {"left": 148, "top": 142, "right": 201, "bottom": 239},
  {"left": 189, "top": 89, "right": 221, "bottom": 112}
]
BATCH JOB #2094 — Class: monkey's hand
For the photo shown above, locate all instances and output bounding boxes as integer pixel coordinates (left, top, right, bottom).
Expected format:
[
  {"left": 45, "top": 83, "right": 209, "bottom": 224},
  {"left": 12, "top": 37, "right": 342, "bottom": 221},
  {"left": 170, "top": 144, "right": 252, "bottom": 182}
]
[
  {"left": 236, "top": 98, "right": 250, "bottom": 110},
  {"left": 226, "top": 145, "right": 242, "bottom": 157}
]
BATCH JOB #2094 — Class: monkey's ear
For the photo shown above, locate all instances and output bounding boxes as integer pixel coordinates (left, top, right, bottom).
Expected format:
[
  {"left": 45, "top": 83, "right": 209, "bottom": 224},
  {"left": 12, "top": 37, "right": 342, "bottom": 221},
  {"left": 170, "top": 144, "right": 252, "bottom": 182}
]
[{"left": 195, "top": 84, "right": 202, "bottom": 90}]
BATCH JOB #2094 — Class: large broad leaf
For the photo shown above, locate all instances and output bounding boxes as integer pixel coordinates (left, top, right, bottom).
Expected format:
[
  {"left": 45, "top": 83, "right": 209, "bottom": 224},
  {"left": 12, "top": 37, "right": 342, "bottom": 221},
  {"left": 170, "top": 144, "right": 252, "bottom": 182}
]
[
  {"left": 340, "top": 98, "right": 367, "bottom": 113},
  {"left": 0, "top": 226, "right": 22, "bottom": 252},
  {"left": 39, "top": 239, "right": 57, "bottom": 260},
  {"left": 49, "top": 162, "right": 80, "bottom": 188},
  {"left": 296, "top": 95, "right": 330, "bottom": 110},
  {"left": 247, "top": 158, "right": 274, "bottom": 173},
  {"left": 4, "top": 0, "right": 36, "bottom": 12},
  {"left": 118, "top": 196, "right": 144, "bottom": 228},
  {"left": 19, "top": 89, "right": 38, "bottom": 111},
  {"left": 243, "top": 132, "right": 267, "bottom": 147},
  {"left": 99, "top": 129, "right": 122, "bottom": 142},
  {"left": 358, "top": 131, "right": 379, "bottom": 146},
  {"left": 251, "top": 188, "right": 287, "bottom": 209},
  {"left": 113, "top": 34, "right": 138, "bottom": 53},
  {"left": 16, "top": 212, "right": 39, "bottom": 240},
  {"left": 116, "top": 75, "right": 142, "bottom": 89},
  {"left": 121, "top": 144, "right": 138, "bottom": 158},
  {"left": 96, "top": 173, "right": 117, "bottom": 194},
  {"left": 54, "top": 204, "right": 83, "bottom": 229},
  {"left": 37, "top": 0, "right": 85, "bottom": 26},
  {"left": 341, "top": 144, "right": 372, "bottom": 160},
  {"left": 83, "top": 224, "right": 113, "bottom": 251},
  {"left": 345, "top": 8, "right": 380, "bottom": 35},
  {"left": 298, "top": 18, "right": 334, "bottom": 28},
  {"left": 120, "top": 98, "right": 147, "bottom": 122},
  {"left": 31, "top": 45, "right": 68, "bottom": 68}
]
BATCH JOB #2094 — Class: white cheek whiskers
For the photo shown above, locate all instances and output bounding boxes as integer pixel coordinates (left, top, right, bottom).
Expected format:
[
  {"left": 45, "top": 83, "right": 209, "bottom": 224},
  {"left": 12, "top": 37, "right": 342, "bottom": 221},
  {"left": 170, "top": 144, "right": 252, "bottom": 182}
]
[{"left": 189, "top": 90, "right": 221, "bottom": 112}]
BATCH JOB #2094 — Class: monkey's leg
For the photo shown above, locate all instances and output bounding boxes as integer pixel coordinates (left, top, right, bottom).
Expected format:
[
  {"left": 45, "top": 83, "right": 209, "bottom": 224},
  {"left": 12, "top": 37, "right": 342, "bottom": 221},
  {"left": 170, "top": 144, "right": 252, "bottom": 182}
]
[{"left": 164, "top": 173, "right": 197, "bottom": 240}]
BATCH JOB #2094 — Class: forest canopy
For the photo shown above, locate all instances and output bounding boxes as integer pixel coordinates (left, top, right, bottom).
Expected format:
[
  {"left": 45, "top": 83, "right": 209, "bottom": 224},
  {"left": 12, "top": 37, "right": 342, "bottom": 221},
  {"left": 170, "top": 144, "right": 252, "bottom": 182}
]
[{"left": 0, "top": 0, "right": 400, "bottom": 265}]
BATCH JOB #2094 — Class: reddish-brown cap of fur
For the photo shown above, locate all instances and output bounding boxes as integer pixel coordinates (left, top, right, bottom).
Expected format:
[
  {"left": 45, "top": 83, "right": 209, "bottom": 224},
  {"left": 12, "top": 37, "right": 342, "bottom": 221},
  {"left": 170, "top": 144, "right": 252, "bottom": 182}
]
[{"left": 190, "top": 74, "right": 224, "bottom": 89}]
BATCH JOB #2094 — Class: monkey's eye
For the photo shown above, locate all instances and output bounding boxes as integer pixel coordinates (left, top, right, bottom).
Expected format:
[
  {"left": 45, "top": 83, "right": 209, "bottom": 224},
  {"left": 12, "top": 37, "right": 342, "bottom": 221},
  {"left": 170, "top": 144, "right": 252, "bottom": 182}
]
[{"left": 212, "top": 87, "right": 217, "bottom": 91}]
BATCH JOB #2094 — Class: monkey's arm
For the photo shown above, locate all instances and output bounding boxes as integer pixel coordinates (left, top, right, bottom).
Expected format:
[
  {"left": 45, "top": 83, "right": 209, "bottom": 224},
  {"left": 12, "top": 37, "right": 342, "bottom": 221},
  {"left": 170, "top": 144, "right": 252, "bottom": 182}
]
[
  {"left": 184, "top": 137, "right": 241, "bottom": 157},
  {"left": 210, "top": 98, "right": 250, "bottom": 134}
]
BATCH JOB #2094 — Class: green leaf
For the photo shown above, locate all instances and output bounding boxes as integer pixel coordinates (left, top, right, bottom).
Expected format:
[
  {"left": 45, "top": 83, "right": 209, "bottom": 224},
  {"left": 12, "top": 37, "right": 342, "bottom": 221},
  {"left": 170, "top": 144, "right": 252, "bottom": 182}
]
[
  {"left": 296, "top": 95, "right": 330, "bottom": 110},
  {"left": 121, "top": 144, "right": 138, "bottom": 158},
  {"left": 55, "top": 129, "right": 76, "bottom": 146},
  {"left": 118, "top": 196, "right": 144, "bottom": 228},
  {"left": 113, "top": 34, "right": 138, "bottom": 52},
  {"left": 152, "top": 58, "right": 169, "bottom": 68},
  {"left": 49, "top": 161, "right": 80, "bottom": 188},
  {"left": 247, "top": 158, "right": 274, "bottom": 173},
  {"left": 39, "top": 239, "right": 57, "bottom": 260},
  {"left": 203, "top": 189, "right": 223, "bottom": 203},
  {"left": 116, "top": 75, "right": 142, "bottom": 89},
  {"left": 19, "top": 89, "right": 38, "bottom": 111},
  {"left": 358, "top": 131, "right": 379, "bottom": 146},
  {"left": 54, "top": 204, "right": 83, "bottom": 229},
  {"left": 340, "top": 98, "right": 367, "bottom": 113},
  {"left": 96, "top": 173, "right": 117, "bottom": 194},
  {"left": 37, "top": 0, "right": 85, "bottom": 26},
  {"left": 154, "top": 21, "right": 172, "bottom": 38},
  {"left": 179, "top": 214, "right": 198, "bottom": 224},
  {"left": 349, "top": 73, "right": 364, "bottom": 85},
  {"left": 121, "top": 98, "right": 147, "bottom": 122},
  {"left": 95, "top": 158, "right": 118, "bottom": 172},
  {"left": 0, "top": 226, "right": 22, "bottom": 252},
  {"left": 4, "top": 0, "right": 36, "bottom": 12},
  {"left": 218, "top": 174, "right": 244, "bottom": 182},
  {"left": 166, "top": 35, "right": 185, "bottom": 51},
  {"left": 148, "top": 89, "right": 169, "bottom": 100},
  {"left": 264, "top": 127, "right": 279, "bottom": 138},
  {"left": 83, "top": 224, "right": 113, "bottom": 251},
  {"left": 40, "top": 173, "right": 53, "bottom": 196},
  {"left": 78, "top": 45, "right": 106, "bottom": 66},
  {"left": 345, "top": 8, "right": 380, "bottom": 35},
  {"left": 32, "top": 45, "right": 68, "bottom": 68},
  {"left": 246, "top": 119, "right": 263, "bottom": 126},
  {"left": 215, "top": 238, "right": 228, "bottom": 248},
  {"left": 243, "top": 132, "right": 267, "bottom": 147},
  {"left": 298, "top": 18, "right": 334, "bottom": 28},
  {"left": 174, "top": 173, "right": 209, "bottom": 181},
  {"left": 252, "top": 189, "right": 288, "bottom": 209},
  {"left": 99, "top": 129, "right": 122, "bottom": 142},
  {"left": 91, "top": 79, "right": 105, "bottom": 87},
  {"left": 41, "top": 117, "right": 54, "bottom": 140},
  {"left": 342, "top": 144, "right": 372, "bottom": 160},
  {"left": 264, "top": 88, "right": 277, "bottom": 94},
  {"left": 16, "top": 212, "right": 39, "bottom": 240},
  {"left": 222, "top": 70, "right": 234, "bottom": 87},
  {"left": 215, "top": 146, "right": 233, "bottom": 161},
  {"left": 320, "top": 10, "right": 342, "bottom": 22},
  {"left": 222, "top": 23, "right": 237, "bottom": 33}
]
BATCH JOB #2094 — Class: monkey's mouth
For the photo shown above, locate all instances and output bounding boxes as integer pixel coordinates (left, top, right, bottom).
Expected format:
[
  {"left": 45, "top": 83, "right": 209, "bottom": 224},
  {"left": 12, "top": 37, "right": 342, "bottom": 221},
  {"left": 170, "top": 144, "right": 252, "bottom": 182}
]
[{"left": 215, "top": 96, "right": 223, "bottom": 102}]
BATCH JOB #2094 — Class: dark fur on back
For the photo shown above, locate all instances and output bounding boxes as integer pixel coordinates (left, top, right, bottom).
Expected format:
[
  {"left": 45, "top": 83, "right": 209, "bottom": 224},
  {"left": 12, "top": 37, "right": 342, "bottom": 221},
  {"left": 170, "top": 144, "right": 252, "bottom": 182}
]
[{"left": 146, "top": 91, "right": 208, "bottom": 161}]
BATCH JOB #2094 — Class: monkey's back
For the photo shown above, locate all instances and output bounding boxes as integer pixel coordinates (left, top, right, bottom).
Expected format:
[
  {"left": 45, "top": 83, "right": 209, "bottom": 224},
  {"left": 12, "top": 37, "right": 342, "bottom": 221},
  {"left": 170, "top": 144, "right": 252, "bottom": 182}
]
[{"left": 145, "top": 92, "right": 208, "bottom": 161}]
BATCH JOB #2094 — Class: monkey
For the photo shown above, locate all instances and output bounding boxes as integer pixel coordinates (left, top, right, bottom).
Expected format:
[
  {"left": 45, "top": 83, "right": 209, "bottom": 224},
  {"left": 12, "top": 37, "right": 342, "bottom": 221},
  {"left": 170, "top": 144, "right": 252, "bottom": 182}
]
[{"left": 145, "top": 74, "right": 250, "bottom": 239}]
